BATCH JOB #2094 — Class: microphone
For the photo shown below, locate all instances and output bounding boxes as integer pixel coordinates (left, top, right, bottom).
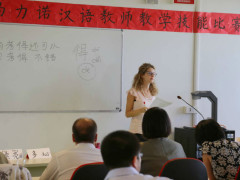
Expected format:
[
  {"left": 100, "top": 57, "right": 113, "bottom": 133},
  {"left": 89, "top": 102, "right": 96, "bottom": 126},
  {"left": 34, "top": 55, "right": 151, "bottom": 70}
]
[{"left": 177, "top": 96, "right": 205, "bottom": 120}]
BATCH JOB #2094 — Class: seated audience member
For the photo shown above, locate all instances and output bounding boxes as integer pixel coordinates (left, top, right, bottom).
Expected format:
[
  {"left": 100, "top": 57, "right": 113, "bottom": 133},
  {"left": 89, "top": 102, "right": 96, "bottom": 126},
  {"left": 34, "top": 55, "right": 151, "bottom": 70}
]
[
  {"left": 0, "top": 152, "right": 8, "bottom": 164},
  {"left": 40, "top": 118, "right": 103, "bottom": 180},
  {"left": 101, "top": 130, "right": 171, "bottom": 180},
  {"left": 195, "top": 119, "right": 240, "bottom": 180},
  {"left": 0, "top": 164, "right": 32, "bottom": 180},
  {"left": 140, "top": 107, "right": 186, "bottom": 176}
]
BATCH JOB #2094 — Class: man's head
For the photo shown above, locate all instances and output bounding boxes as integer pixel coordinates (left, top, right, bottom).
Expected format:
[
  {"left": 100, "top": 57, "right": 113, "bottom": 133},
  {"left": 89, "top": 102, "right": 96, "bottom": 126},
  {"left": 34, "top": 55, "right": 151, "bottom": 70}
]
[
  {"left": 101, "top": 130, "right": 141, "bottom": 171},
  {"left": 72, "top": 118, "right": 97, "bottom": 144}
]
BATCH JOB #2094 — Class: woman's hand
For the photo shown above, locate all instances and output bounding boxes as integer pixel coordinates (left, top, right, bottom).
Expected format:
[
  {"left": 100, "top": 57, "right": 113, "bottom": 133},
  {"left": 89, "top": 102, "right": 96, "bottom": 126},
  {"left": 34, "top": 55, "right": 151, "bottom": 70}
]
[
  {"left": 140, "top": 107, "right": 148, "bottom": 113},
  {"left": 126, "top": 92, "right": 148, "bottom": 117}
]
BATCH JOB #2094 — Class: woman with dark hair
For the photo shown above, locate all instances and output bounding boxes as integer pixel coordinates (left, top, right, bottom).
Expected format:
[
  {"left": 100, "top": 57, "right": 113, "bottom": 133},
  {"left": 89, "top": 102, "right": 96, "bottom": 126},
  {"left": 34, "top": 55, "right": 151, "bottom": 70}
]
[
  {"left": 140, "top": 107, "right": 186, "bottom": 176},
  {"left": 125, "top": 63, "right": 158, "bottom": 142},
  {"left": 195, "top": 119, "right": 240, "bottom": 180}
]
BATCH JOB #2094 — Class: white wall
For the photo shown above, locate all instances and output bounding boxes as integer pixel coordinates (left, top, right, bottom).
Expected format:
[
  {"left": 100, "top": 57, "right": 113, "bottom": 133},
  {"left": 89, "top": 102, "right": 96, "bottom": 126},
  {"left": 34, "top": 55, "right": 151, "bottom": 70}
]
[
  {"left": 123, "top": 30, "right": 194, "bottom": 130},
  {"left": 195, "top": 0, "right": 240, "bottom": 137},
  {"left": 198, "top": 33, "right": 240, "bottom": 133},
  {"left": 0, "top": 0, "right": 239, "bottom": 154}
]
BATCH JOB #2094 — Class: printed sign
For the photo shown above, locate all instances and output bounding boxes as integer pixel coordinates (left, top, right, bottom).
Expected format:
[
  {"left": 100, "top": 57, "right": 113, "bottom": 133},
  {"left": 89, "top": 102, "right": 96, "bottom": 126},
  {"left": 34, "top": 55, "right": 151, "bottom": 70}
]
[
  {"left": 26, "top": 148, "right": 51, "bottom": 159},
  {"left": 0, "top": 149, "right": 23, "bottom": 160},
  {"left": 174, "top": 0, "right": 194, "bottom": 4}
]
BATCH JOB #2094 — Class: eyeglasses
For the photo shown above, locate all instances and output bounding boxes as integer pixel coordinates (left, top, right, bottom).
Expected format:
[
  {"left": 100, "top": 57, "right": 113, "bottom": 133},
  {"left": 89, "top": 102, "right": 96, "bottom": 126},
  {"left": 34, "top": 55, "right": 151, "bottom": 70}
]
[
  {"left": 137, "top": 153, "right": 143, "bottom": 159},
  {"left": 146, "top": 71, "right": 157, "bottom": 76}
]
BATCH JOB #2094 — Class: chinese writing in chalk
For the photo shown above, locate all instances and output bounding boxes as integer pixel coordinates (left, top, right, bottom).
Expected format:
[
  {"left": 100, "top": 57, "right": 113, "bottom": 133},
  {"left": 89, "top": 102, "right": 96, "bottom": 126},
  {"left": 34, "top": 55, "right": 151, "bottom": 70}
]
[
  {"left": 0, "top": 41, "right": 60, "bottom": 63},
  {"left": 73, "top": 43, "right": 102, "bottom": 81}
]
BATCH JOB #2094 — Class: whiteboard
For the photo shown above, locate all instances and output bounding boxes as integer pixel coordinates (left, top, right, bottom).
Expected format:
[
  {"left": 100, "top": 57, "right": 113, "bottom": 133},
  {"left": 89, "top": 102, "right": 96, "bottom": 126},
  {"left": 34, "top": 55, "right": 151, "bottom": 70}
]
[{"left": 0, "top": 24, "right": 122, "bottom": 112}]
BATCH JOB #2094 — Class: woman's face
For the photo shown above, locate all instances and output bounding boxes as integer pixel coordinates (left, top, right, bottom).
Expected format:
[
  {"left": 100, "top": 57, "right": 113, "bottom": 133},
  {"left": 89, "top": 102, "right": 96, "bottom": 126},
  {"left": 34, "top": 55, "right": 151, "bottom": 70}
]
[{"left": 141, "top": 67, "right": 156, "bottom": 84}]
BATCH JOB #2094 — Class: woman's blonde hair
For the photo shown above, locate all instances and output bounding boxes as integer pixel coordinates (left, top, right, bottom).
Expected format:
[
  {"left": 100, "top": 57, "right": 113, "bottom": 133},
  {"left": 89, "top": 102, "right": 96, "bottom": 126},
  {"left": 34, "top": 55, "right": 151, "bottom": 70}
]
[{"left": 132, "top": 63, "right": 158, "bottom": 96}]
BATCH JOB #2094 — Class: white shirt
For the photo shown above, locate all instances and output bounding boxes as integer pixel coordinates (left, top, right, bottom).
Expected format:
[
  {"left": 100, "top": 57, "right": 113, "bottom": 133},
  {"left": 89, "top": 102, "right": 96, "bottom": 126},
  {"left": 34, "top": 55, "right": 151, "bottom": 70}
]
[
  {"left": 104, "top": 167, "right": 171, "bottom": 180},
  {"left": 40, "top": 143, "right": 103, "bottom": 180},
  {"left": 128, "top": 88, "right": 155, "bottom": 134}
]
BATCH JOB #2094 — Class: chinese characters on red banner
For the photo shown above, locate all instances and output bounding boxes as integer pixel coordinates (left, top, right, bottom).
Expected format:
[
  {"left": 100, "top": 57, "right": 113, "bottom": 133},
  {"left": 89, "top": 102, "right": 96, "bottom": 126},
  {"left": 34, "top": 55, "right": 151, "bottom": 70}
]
[{"left": 0, "top": 1, "right": 239, "bottom": 35}]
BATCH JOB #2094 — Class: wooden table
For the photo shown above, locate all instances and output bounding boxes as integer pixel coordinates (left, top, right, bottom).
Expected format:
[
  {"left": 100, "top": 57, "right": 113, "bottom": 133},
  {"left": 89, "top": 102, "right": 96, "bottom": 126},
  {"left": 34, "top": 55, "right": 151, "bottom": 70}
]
[{"left": 9, "top": 158, "right": 51, "bottom": 177}]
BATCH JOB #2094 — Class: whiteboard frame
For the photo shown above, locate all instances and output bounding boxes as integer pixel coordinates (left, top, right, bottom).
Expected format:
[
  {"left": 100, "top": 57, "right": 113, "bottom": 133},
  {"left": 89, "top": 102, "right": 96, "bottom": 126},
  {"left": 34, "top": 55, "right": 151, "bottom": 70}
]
[{"left": 0, "top": 23, "right": 123, "bottom": 113}]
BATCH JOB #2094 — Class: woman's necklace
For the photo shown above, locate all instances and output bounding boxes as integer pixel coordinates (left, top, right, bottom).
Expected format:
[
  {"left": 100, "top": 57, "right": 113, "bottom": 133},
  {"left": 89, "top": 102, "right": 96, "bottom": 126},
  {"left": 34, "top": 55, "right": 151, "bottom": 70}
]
[{"left": 141, "top": 89, "right": 152, "bottom": 100}]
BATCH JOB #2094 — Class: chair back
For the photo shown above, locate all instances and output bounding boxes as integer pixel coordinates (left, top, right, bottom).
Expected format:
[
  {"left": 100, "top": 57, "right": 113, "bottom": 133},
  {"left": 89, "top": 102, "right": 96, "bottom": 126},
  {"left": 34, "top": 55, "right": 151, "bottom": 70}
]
[
  {"left": 0, "top": 164, "right": 32, "bottom": 180},
  {"left": 70, "top": 162, "right": 108, "bottom": 180},
  {"left": 159, "top": 158, "right": 208, "bottom": 180},
  {"left": 235, "top": 165, "right": 240, "bottom": 180}
]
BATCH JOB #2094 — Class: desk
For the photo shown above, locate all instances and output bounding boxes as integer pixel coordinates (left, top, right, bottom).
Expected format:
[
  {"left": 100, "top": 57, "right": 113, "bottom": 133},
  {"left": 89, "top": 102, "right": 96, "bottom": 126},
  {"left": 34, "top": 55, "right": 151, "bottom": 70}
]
[
  {"left": 9, "top": 158, "right": 51, "bottom": 177},
  {"left": 174, "top": 127, "right": 235, "bottom": 159},
  {"left": 32, "top": 177, "right": 40, "bottom": 180}
]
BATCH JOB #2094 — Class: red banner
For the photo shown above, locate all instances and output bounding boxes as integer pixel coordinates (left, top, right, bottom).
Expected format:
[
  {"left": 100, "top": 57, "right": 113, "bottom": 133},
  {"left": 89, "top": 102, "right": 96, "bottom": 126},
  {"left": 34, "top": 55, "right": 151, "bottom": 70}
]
[{"left": 0, "top": 1, "right": 240, "bottom": 35}]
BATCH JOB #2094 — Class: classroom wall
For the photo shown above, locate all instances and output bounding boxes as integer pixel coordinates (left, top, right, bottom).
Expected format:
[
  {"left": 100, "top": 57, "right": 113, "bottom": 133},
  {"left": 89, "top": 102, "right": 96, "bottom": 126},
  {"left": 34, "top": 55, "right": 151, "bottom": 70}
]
[
  {"left": 196, "top": 0, "right": 240, "bottom": 136},
  {"left": 0, "top": 0, "right": 239, "bottom": 154}
]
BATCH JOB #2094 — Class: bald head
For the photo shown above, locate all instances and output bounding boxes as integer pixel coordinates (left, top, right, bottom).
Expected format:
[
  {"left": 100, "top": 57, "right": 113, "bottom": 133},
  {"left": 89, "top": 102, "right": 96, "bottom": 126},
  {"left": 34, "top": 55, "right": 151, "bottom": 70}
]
[{"left": 72, "top": 118, "right": 97, "bottom": 143}]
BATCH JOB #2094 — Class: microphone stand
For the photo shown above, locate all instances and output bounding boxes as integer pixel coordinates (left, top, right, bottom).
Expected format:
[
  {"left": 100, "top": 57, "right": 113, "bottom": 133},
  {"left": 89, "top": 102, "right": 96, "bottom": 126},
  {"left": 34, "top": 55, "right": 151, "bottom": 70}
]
[{"left": 177, "top": 96, "right": 205, "bottom": 120}]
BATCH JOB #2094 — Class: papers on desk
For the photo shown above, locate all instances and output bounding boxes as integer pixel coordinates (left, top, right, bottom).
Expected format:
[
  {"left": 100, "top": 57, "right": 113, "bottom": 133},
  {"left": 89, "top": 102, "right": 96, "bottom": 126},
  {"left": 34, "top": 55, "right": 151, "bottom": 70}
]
[{"left": 150, "top": 97, "right": 172, "bottom": 108}]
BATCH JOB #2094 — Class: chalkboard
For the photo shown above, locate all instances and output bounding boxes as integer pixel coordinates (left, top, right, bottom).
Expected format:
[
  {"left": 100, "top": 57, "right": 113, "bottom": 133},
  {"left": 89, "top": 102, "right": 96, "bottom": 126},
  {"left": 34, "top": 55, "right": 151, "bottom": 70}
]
[{"left": 0, "top": 24, "right": 122, "bottom": 112}]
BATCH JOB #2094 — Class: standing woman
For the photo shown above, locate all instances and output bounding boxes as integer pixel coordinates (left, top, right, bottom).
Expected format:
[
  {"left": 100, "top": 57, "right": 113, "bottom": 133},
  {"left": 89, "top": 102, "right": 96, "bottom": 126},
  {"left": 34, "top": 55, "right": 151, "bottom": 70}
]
[{"left": 125, "top": 63, "right": 158, "bottom": 141}]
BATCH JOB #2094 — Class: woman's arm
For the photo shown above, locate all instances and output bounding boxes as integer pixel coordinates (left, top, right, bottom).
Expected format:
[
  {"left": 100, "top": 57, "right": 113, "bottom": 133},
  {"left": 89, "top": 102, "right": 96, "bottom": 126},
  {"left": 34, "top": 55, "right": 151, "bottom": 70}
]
[
  {"left": 202, "top": 154, "right": 216, "bottom": 180},
  {"left": 125, "top": 92, "right": 147, "bottom": 118}
]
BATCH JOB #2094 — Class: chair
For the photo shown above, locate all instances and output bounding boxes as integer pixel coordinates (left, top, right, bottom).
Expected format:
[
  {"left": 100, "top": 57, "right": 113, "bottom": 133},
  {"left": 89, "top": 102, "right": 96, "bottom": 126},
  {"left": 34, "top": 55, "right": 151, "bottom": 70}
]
[
  {"left": 70, "top": 162, "right": 109, "bottom": 180},
  {"left": 235, "top": 165, "right": 240, "bottom": 180},
  {"left": 159, "top": 158, "right": 208, "bottom": 180}
]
